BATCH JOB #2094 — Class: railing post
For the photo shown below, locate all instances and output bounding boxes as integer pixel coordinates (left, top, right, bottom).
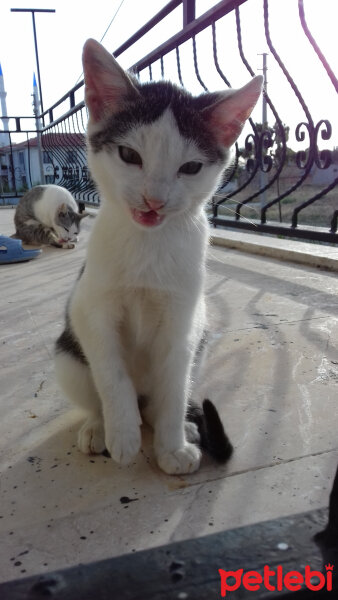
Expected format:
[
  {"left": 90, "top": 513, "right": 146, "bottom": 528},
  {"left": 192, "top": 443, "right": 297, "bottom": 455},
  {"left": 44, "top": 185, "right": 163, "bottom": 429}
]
[
  {"left": 258, "top": 52, "right": 268, "bottom": 209},
  {"left": 183, "top": 0, "right": 195, "bottom": 27}
]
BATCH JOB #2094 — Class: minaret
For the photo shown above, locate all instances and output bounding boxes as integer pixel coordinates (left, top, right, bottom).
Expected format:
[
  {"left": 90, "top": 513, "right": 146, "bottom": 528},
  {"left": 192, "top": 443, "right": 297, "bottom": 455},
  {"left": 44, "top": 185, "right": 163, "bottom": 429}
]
[
  {"left": 0, "top": 62, "right": 10, "bottom": 147},
  {"left": 32, "top": 72, "right": 45, "bottom": 184},
  {"left": 32, "top": 73, "right": 40, "bottom": 117}
]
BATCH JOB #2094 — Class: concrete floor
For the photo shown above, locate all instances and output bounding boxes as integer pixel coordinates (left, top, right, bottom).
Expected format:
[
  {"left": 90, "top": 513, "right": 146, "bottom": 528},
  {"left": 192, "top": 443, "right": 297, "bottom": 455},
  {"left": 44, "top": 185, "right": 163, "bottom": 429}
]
[{"left": 1, "top": 206, "right": 337, "bottom": 583}]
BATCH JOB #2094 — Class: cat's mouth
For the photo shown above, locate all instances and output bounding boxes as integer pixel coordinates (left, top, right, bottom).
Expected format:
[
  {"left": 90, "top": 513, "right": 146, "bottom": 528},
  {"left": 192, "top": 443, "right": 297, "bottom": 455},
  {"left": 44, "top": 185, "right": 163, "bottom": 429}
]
[{"left": 131, "top": 208, "right": 165, "bottom": 227}]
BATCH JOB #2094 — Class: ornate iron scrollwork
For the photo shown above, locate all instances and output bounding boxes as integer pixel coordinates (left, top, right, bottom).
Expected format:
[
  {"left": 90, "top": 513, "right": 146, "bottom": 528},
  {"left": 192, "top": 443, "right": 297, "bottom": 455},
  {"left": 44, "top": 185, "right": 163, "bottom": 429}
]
[
  {"left": 295, "top": 122, "right": 313, "bottom": 169},
  {"left": 243, "top": 130, "right": 274, "bottom": 174},
  {"left": 244, "top": 133, "right": 258, "bottom": 173},
  {"left": 295, "top": 120, "right": 332, "bottom": 170},
  {"left": 259, "top": 130, "right": 274, "bottom": 172},
  {"left": 314, "top": 120, "right": 332, "bottom": 169}
]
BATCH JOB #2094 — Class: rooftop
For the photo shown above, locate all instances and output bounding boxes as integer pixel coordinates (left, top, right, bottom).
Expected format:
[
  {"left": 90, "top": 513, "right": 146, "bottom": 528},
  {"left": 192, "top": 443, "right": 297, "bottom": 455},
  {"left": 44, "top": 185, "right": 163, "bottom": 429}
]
[
  {"left": 0, "top": 133, "right": 85, "bottom": 153},
  {"left": 1, "top": 206, "right": 337, "bottom": 582}
]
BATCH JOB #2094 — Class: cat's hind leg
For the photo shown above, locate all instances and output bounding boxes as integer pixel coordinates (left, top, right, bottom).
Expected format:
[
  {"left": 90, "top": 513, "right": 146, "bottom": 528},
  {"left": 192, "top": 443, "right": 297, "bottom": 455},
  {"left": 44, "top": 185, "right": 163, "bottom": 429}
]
[{"left": 54, "top": 351, "right": 105, "bottom": 455}]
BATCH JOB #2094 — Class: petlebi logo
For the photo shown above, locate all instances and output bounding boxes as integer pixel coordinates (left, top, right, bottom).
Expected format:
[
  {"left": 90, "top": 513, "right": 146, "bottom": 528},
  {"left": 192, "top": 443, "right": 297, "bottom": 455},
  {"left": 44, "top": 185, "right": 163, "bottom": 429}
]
[{"left": 219, "top": 563, "right": 334, "bottom": 596}]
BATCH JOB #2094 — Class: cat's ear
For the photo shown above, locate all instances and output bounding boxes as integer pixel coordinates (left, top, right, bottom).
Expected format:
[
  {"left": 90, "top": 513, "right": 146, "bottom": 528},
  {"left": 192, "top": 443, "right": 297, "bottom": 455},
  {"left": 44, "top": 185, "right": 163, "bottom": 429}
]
[
  {"left": 203, "top": 76, "right": 263, "bottom": 148},
  {"left": 82, "top": 38, "right": 139, "bottom": 122},
  {"left": 57, "top": 203, "right": 67, "bottom": 215},
  {"left": 78, "top": 211, "right": 90, "bottom": 219}
]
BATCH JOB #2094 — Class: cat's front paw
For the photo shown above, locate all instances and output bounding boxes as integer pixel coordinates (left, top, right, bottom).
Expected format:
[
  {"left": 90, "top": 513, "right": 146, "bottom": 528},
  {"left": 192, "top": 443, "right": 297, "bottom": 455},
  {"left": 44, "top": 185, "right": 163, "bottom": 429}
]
[
  {"left": 78, "top": 418, "right": 105, "bottom": 455},
  {"left": 106, "top": 426, "right": 141, "bottom": 465},
  {"left": 61, "top": 241, "right": 75, "bottom": 249},
  {"left": 157, "top": 442, "right": 201, "bottom": 475}
]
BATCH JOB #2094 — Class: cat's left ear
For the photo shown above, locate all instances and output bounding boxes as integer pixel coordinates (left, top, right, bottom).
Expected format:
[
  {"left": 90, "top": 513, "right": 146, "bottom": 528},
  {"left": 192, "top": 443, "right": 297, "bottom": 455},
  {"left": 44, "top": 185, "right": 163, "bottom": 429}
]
[
  {"left": 203, "top": 75, "right": 263, "bottom": 148},
  {"left": 82, "top": 38, "right": 139, "bottom": 122},
  {"left": 57, "top": 203, "right": 67, "bottom": 215}
]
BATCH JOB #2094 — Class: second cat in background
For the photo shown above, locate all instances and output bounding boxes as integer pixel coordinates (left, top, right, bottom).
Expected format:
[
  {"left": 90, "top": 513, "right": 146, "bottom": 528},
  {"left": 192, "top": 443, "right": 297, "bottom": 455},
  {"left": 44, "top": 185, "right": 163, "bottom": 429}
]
[{"left": 14, "top": 184, "right": 88, "bottom": 249}]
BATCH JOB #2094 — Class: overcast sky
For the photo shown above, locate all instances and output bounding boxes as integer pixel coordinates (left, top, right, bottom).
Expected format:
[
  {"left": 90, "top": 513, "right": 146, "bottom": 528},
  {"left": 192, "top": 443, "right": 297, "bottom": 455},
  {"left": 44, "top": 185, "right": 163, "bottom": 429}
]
[{"left": 0, "top": 0, "right": 337, "bottom": 151}]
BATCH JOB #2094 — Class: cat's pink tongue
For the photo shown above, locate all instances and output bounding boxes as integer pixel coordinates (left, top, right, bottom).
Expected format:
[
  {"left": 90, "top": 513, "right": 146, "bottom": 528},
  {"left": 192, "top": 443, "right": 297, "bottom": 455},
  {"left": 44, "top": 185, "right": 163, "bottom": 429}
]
[{"left": 131, "top": 208, "right": 165, "bottom": 227}]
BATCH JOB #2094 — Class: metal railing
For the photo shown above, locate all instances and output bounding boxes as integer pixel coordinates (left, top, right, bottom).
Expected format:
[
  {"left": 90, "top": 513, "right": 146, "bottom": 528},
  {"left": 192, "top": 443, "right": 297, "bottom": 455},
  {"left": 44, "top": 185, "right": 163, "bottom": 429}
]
[{"left": 0, "top": 0, "right": 337, "bottom": 243}]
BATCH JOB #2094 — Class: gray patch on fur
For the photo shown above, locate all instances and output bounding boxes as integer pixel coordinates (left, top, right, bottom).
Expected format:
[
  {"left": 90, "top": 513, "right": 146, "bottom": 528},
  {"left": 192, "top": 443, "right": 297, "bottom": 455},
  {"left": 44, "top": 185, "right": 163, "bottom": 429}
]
[
  {"left": 14, "top": 186, "right": 44, "bottom": 230},
  {"left": 56, "top": 206, "right": 83, "bottom": 231},
  {"left": 55, "top": 323, "right": 88, "bottom": 365},
  {"left": 55, "top": 263, "right": 88, "bottom": 364}
]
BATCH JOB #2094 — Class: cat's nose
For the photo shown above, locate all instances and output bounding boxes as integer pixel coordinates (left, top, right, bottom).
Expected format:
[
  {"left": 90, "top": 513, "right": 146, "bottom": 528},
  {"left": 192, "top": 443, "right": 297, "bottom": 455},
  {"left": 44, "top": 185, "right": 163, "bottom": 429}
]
[{"left": 144, "top": 197, "right": 164, "bottom": 211}]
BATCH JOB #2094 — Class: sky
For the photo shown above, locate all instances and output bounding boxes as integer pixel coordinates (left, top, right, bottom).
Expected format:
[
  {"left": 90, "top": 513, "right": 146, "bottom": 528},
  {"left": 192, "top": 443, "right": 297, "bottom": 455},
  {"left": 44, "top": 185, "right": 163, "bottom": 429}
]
[{"left": 0, "top": 0, "right": 337, "bottom": 152}]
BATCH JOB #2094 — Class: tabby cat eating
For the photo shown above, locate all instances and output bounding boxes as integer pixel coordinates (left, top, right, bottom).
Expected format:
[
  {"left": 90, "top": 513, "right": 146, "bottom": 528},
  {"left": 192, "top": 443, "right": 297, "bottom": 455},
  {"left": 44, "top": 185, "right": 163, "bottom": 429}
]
[{"left": 14, "top": 184, "right": 86, "bottom": 249}]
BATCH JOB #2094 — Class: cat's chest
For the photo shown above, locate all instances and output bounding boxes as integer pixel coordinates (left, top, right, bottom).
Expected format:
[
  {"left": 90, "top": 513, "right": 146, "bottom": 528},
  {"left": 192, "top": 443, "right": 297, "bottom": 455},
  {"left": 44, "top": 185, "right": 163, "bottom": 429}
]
[
  {"left": 120, "top": 288, "right": 168, "bottom": 349},
  {"left": 91, "top": 207, "right": 207, "bottom": 292},
  {"left": 99, "top": 238, "right": 199, "bottom": 294}
]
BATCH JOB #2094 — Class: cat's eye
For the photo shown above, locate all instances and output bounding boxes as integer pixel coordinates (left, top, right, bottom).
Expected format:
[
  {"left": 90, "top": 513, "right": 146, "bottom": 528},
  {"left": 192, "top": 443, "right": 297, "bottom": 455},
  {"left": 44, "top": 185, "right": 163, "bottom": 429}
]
[
  {"left": 178, "top": 161, "right": 202, "bottom": 175},
  {"left": 118, "top": 145, "right": 142, "bottom": 166}
]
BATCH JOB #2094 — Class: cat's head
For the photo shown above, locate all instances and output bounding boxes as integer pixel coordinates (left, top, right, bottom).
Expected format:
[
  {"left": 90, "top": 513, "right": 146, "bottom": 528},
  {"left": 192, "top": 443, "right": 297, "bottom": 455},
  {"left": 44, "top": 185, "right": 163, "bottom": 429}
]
[
  {"left": 83, "top": 38, "right": 262, "bottom": 229},
  {"left": 55, "top": 204, "right": 87, "bottom": 242}
]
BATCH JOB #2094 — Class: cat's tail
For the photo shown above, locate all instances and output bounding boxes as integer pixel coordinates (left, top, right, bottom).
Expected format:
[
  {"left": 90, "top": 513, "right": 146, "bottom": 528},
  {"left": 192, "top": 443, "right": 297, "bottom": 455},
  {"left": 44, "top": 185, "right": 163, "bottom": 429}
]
[{"left": 186, "top": 399, "right": 233, "bottom": 462}]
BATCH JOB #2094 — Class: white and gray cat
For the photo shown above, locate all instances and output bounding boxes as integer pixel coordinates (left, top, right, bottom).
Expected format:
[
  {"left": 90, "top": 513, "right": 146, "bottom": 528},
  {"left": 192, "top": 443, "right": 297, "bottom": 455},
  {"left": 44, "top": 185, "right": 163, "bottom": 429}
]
[
  {"left": 14, "top": 184, "right": 87, "bottom": 249},
  {"left": 55, "top": 39, "right": 262, "bottom": 474}
]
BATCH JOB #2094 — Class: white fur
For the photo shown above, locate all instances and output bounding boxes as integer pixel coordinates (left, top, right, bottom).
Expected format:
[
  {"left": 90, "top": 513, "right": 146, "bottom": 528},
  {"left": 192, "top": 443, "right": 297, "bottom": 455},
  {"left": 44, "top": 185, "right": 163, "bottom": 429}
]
[{"left": 34, "top": 184, "right": 79, "bottom": 242}]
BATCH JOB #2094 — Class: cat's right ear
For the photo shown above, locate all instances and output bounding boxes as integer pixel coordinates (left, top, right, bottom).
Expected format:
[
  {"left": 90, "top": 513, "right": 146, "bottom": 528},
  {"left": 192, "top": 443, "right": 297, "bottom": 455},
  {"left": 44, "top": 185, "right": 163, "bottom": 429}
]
[
  {"left": 82, "top": 39, "right": 139, "bottom": 122},
  {"left": 202, "top": 76, "right": 263, "bottom": 148}
]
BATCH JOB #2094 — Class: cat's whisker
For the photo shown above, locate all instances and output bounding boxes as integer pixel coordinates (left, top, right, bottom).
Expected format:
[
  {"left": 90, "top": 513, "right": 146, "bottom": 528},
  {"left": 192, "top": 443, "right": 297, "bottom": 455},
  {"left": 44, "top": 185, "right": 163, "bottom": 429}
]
[
  {"left": 206, "top": 201, "right": 259, "bottom": 228},
  {"left": 211, "top": 193, "right": 260, "bottom": 211},
  {"left": 217, "top": 208, "right": 259, "bottom": 228}
]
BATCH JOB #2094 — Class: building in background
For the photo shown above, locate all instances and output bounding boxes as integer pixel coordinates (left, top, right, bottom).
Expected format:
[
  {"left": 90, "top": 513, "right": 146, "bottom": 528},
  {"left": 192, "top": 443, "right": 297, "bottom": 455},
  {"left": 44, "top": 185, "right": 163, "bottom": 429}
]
[
  {"left": 0, "top": 62, "right": 89, "bottom": 199},
  {"left": 0, "top": 133, "right": 88, "bottom": 198}
]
